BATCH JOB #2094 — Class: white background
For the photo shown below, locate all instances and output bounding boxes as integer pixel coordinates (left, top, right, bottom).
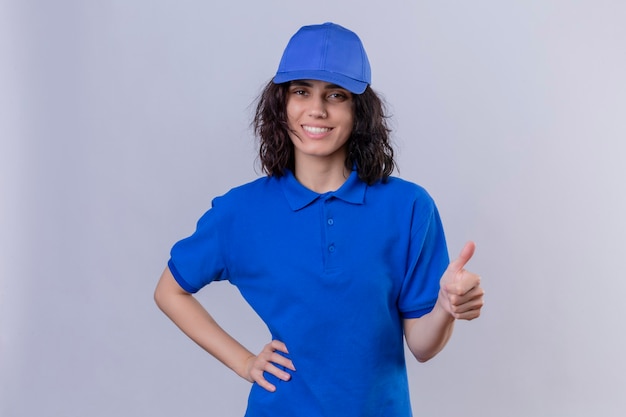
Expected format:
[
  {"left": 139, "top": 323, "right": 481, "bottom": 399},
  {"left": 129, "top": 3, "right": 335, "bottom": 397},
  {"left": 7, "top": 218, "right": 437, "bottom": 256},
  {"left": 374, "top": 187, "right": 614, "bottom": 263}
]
[{"left": 1, "top": 1, "right": 625, "bottom": 416}]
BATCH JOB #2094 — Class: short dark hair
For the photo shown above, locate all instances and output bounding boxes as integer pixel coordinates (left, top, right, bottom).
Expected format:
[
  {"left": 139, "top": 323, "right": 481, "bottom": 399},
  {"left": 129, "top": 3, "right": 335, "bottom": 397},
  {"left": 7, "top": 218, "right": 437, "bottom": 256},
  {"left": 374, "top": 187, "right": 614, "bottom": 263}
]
[{"left": 253, "top": 80, "right": 395, "bottom": 185}]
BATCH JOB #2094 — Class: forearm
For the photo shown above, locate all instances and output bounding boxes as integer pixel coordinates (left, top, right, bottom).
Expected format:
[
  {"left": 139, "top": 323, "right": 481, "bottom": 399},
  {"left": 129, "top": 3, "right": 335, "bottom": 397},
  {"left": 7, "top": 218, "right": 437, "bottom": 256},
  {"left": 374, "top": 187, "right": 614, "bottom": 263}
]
[
  {"left": 403, "top": 298, "right": 455, "bottom": 363},
  {"left": 154, "top": 268, "right": 254, "bottom": 380}
]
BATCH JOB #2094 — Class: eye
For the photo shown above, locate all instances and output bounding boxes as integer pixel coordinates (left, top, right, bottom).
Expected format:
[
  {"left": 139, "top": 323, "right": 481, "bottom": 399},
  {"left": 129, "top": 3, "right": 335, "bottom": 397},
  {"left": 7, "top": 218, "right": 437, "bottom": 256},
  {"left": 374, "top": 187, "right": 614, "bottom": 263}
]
[
  {"left": 290, "top": 88, "right": 308, "bottom": 96},
  {"left": 328, "top": 91, "right": 350, "bottom": 102}
]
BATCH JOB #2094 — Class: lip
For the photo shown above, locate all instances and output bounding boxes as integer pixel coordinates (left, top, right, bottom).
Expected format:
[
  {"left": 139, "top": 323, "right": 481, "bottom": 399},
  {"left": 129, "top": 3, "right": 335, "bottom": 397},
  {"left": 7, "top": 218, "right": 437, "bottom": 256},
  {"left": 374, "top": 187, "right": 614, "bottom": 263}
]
[{"left": 301, "top": 124, "right": 333, "bottom": 139}]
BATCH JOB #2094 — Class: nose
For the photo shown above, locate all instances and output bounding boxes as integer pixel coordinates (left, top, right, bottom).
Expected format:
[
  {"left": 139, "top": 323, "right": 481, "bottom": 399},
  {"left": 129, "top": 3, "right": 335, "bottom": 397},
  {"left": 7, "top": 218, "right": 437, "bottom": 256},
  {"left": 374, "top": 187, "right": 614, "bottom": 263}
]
[{"left": 309, "top": 96, "right": 327, "bottom": 118}]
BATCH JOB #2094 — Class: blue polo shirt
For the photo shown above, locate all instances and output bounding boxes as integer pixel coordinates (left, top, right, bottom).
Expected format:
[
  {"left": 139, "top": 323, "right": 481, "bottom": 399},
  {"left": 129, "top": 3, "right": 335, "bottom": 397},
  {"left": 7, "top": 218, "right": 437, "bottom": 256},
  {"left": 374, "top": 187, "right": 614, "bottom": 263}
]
[{"left": 168, "top": 169, "right": 449, "bottom": 417}]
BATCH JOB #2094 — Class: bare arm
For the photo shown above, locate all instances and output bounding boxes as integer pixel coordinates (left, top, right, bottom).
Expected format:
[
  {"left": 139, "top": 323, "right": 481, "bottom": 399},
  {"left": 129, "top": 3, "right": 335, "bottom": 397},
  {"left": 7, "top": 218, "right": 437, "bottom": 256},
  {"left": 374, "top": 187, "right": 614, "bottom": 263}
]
[
  {"left": 154, "top": 267, "right": 295, "bottom": 391},
  {"left": 403, "top": 299, "right": 456, "bottom": 362},
  {"left": 404, "top": 242, "right": 484, "bottom": 362}
]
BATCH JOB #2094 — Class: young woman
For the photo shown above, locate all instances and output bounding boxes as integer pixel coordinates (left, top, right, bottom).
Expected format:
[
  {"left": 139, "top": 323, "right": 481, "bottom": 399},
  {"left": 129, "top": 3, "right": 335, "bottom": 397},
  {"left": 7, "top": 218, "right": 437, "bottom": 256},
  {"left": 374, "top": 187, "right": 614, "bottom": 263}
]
[{"left": 155, "top": 22, "right": 484, "bottom": 417}]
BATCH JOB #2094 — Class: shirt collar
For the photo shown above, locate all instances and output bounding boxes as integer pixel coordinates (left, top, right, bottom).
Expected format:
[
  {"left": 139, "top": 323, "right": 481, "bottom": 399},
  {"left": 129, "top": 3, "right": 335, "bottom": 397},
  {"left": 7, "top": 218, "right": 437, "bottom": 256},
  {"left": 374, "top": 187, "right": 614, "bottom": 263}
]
[{"left": 279, "top": 169, "right": 367, "bottom": 211}]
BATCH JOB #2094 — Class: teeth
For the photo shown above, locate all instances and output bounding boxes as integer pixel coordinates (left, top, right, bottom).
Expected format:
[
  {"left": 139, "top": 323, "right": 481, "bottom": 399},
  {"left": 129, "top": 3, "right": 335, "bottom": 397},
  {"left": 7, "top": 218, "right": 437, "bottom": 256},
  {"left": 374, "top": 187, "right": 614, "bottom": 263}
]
[{"left": 303, "top": 126, "right": 331, "bottom": 134}]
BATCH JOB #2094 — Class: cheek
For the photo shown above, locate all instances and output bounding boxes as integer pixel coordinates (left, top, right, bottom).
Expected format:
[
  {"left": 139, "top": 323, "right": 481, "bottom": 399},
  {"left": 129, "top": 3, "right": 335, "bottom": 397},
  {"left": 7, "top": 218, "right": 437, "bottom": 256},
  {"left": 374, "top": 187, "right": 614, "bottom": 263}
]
[
  {"left": 342, "top": 114, "right": 354, "bottom": 138},
  {"left": 287, "top": 129, "right": 300, "bottom": 145},
  {"left": 285, "top": 98, "right": 300, "bottom": 125},
  {"left": 342, "top": 105, "right": 354, "bottom": 131},
  {"left": 285, "top": 114, "right": 301, "bottom": 143},
  {"left": 286, "top": 113, "right": 296, "bottom": 129},
  {"left": 285, "top": 109, "right": 299, "bottom": 131}
]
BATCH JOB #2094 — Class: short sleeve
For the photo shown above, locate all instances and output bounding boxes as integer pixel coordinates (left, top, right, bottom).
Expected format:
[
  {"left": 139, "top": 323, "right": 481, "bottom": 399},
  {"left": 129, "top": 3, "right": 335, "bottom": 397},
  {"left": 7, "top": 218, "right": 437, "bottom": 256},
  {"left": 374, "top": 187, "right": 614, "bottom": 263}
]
[
  {"left": 167, "top": 196, "right": 230, "bottom": 293},
  {"left": 398, "top": 195, "right": 449, "bottom": 318}
]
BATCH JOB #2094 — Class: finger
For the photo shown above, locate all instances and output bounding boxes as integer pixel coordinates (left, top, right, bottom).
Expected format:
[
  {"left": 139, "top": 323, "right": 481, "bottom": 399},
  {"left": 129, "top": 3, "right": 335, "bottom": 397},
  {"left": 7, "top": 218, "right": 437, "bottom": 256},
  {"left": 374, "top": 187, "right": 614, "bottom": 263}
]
[
  {"left": 254, "top": 374, "right": 277, "bottom": 392},
  {"left": 446, "top": 285, "right": 482, "bottom": 305},
  {"left": 264, "top": 362, "right": 293, "bottom": 381},
  {"left": 267, "top": 340, "right": 296, "bottom": 371},
  {"left": 269, "top": 339, "right": 290, "bottom": 354},
  {"left": 453, "top": 293, "right": 484, "bottom": 320},
  {"left": 249, "top": 361, "right": 291, "bottom": 392},
  {"left": 448, "top": 289, "right": 484, "bottom": 319},
  {"left": 270, "top": 353, "right": 296, "bottom": 372},
  {"left": 445, "top": 271, "right": 481, "bottom": 296},
  {"left": 451, "top": 290, "right": 484, "bottom": 311},
  {"left": 448, "top": 241, "right": 476, "bottom": 274},
  {"left": 454, "top": 307, "right": 482, "bottom": 321}
]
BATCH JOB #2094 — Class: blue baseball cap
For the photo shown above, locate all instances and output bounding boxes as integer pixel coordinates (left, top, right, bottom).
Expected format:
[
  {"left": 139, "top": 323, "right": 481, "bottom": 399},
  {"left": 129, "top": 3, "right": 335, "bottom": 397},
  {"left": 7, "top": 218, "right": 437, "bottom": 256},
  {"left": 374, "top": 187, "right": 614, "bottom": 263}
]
[{"left": 273, "top": 22, "right": 372, "bottom": 94}]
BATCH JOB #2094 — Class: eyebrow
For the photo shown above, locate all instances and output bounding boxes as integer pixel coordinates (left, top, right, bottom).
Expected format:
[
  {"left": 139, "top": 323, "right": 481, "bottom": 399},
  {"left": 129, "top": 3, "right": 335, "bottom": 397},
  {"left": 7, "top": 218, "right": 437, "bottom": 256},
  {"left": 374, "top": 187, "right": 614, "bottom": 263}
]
[{"left": 290, "top": 80, "right": 346, "bottom": 90}]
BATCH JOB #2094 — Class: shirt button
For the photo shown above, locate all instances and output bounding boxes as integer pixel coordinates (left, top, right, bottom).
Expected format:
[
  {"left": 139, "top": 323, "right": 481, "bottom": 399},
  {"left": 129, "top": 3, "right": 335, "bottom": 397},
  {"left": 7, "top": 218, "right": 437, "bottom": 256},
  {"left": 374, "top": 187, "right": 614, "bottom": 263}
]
[
  {"left": 327, "top": 218, "right": 334, "bottom": 226},
  {"left": 328, "top": 245, "right": 335, "bottom": 252}
]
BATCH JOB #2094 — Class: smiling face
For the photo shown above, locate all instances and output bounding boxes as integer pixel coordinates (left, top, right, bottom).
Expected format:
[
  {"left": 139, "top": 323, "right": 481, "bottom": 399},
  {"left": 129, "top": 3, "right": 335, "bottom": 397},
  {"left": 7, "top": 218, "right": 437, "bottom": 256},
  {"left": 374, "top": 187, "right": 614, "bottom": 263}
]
[{"left": 285, "top": 80, "right": 354, "bottom": 169}]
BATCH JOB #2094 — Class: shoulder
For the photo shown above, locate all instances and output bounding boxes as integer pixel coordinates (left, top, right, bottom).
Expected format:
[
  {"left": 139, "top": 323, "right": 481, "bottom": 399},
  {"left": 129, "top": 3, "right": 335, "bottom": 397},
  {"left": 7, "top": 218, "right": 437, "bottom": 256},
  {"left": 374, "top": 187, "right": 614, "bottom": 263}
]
[
  {"left": 191, "top": 176, "right": 278, "bottom": 228},
  {"left": 212, "top": 175, "right": 278, "bottom": 206},
  {"left": 365, "top": 177, "right": 440, "bottom": 227},
  {"left": 370, "top": 176, "right": 435, "bottom": 205}
]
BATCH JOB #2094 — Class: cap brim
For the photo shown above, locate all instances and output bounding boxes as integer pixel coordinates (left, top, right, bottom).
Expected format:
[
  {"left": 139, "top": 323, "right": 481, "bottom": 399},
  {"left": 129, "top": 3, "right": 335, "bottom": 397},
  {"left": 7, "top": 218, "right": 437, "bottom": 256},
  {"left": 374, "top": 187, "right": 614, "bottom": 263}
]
[{"left": 273, "top": 70, "right": 368, "bottom": 94}]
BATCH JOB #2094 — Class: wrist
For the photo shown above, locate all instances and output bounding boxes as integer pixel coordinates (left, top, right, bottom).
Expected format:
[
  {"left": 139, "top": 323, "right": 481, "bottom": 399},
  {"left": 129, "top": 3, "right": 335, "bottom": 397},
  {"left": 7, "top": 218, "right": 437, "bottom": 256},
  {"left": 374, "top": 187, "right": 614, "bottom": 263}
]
[
  {"left": 232, "top": 353, "right": 256, "bottom": 382},
  {"left": 434, "top": 296, "right": 457, "bottom": 323}
]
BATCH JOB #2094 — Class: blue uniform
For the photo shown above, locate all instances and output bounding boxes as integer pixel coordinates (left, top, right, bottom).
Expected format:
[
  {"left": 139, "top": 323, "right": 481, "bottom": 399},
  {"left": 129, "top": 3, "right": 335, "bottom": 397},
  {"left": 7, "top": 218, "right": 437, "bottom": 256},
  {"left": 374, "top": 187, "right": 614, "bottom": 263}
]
[{"left": 168, "top": 169, "right": 449, "bottom": 417}]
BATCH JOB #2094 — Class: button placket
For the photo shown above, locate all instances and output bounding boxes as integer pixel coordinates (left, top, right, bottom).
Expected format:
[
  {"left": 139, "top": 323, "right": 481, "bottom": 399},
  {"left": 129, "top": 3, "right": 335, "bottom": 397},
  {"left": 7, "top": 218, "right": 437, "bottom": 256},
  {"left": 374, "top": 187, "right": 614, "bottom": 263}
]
[{"left": 323, "top": 197, "right": 339, "bottom": 269}]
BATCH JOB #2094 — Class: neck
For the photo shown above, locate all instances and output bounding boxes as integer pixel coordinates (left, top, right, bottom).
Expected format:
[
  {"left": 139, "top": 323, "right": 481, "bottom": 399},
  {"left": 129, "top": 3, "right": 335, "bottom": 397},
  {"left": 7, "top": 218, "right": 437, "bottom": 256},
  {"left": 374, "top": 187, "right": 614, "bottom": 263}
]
[{"left": 293, "top": 157, "right": 351, "bottom": 193}]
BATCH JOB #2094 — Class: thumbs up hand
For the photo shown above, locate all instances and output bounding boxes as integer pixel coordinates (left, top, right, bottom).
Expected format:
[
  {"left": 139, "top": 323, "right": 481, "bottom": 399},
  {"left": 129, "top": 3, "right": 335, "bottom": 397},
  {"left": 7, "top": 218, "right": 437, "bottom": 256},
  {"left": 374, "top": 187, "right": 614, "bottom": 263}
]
[{"left": 438, "top": 241, "right": 484, "bottom": 321}]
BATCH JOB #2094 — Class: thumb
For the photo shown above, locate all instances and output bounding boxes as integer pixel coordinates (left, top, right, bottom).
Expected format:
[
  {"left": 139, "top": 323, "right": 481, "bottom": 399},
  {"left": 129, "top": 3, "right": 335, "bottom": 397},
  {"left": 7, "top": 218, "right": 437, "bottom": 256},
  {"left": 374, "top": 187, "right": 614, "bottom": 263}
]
[{"left": 448, "top": 241, "right": 476, "bottom": 275}]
